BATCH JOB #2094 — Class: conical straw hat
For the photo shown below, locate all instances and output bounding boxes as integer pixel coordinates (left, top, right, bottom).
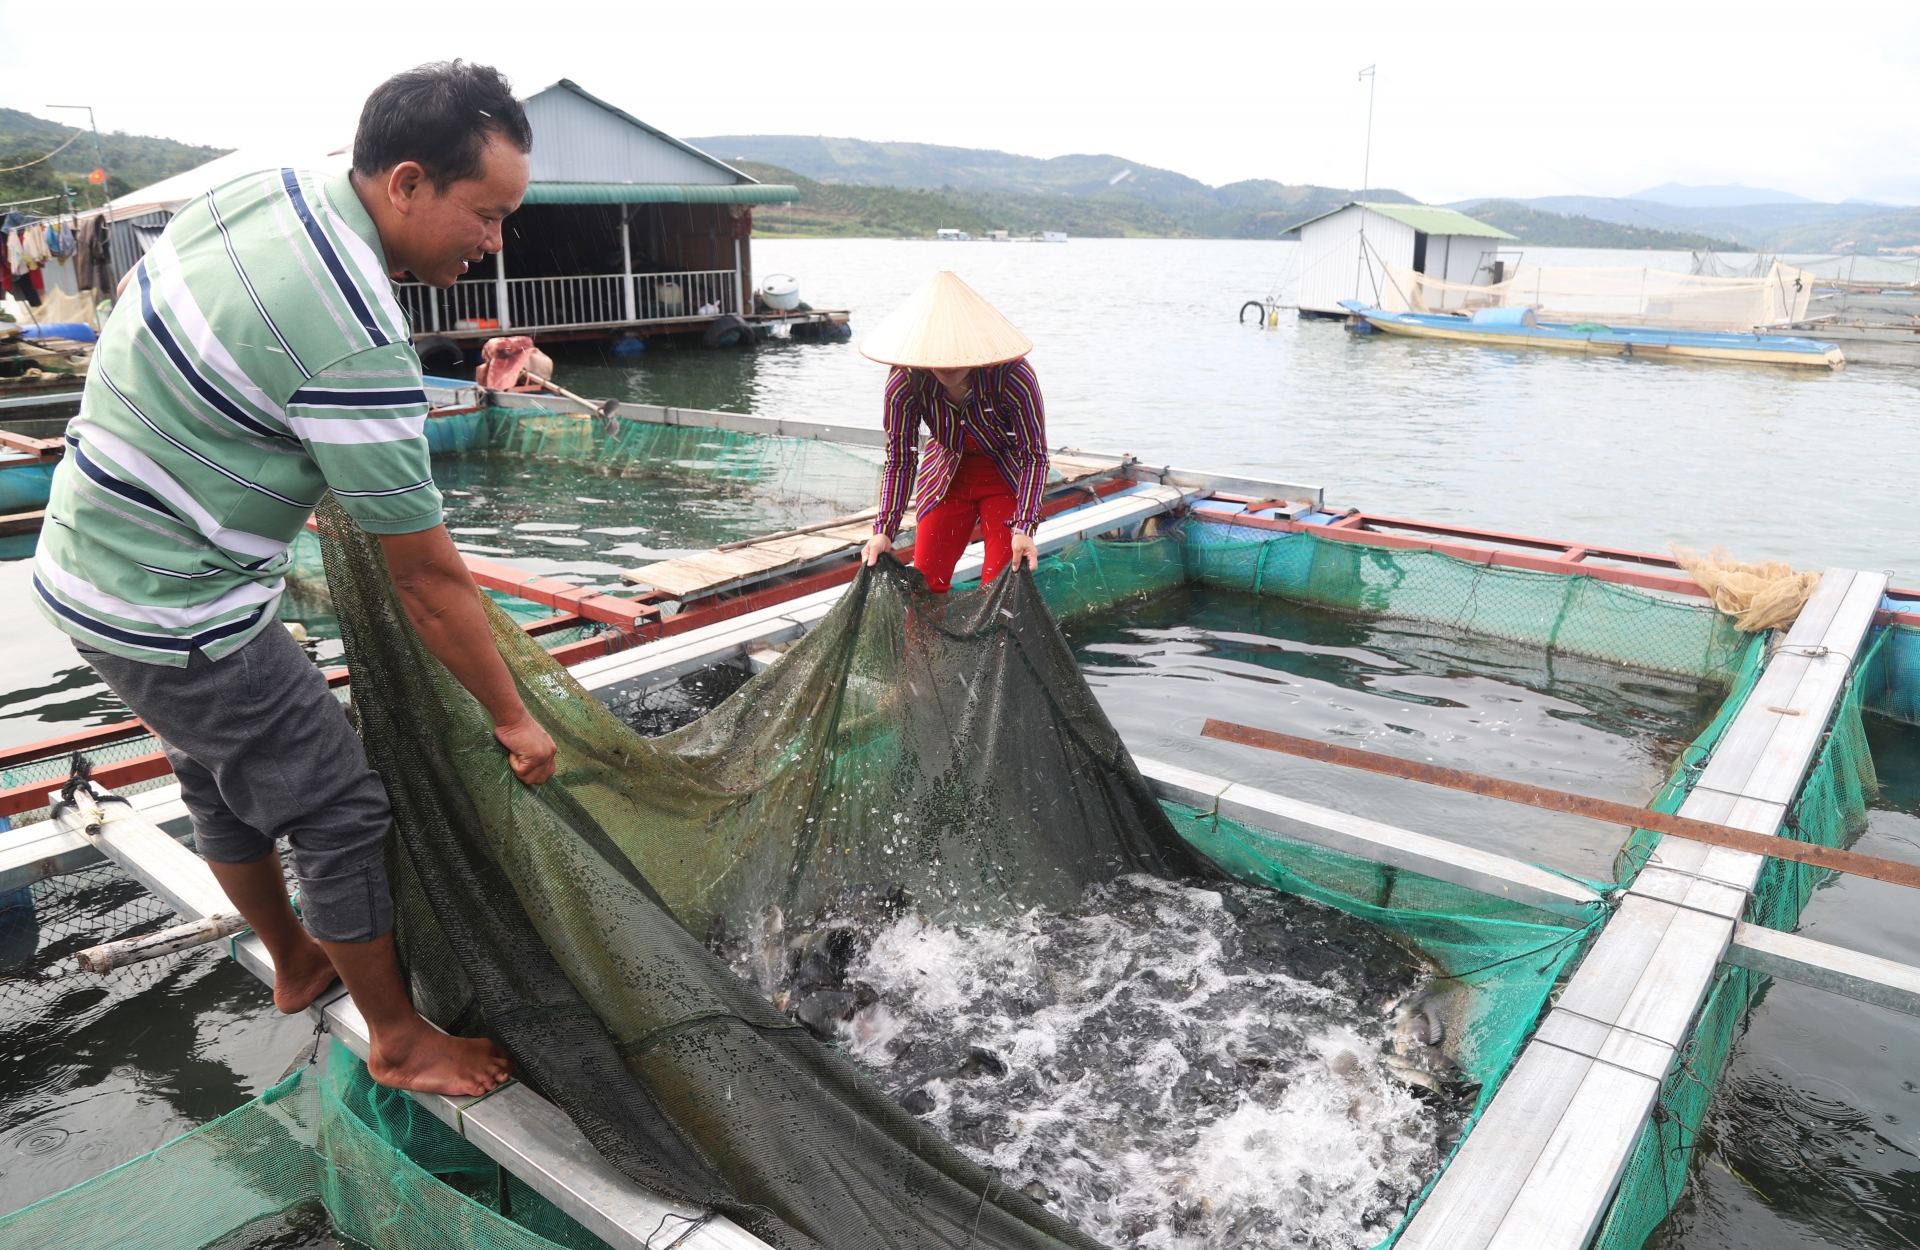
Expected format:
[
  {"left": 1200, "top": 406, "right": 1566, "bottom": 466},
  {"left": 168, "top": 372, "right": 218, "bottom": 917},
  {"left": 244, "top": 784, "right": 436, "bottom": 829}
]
[{"left": 859, "top": 270, "right": 1032, "bottom": 368}]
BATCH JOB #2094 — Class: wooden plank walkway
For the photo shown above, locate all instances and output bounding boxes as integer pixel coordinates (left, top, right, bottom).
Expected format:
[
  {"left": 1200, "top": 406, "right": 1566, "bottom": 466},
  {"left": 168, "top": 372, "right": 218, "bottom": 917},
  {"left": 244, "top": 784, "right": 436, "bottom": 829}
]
[{"left": 619, "top": 451, "right": 1129, "bottom": 600}]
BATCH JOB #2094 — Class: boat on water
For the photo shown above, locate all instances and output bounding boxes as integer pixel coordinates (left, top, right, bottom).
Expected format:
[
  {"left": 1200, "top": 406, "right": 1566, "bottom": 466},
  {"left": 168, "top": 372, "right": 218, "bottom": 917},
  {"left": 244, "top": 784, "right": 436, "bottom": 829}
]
[{"left": 1339, "top": 300, "right": 1847, "bottom": 369}]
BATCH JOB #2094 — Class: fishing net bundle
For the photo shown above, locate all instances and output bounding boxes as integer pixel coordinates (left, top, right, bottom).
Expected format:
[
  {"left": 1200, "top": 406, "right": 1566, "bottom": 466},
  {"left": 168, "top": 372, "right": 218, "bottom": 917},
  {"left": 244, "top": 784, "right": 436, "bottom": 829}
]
[
  {"left": 311, "top": 496, "right": 1207, "bottom": 1250},
  {"left": 1670, "top": 545, "right": 1822, "bottom": 634}
]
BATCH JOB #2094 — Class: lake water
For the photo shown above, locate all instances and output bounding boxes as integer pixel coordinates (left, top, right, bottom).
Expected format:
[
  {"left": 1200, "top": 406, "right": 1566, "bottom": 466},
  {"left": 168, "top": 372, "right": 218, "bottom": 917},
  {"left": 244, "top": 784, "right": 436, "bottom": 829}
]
[{"left": 1, "top": 238, "right": 1915, "bottom": 1245}]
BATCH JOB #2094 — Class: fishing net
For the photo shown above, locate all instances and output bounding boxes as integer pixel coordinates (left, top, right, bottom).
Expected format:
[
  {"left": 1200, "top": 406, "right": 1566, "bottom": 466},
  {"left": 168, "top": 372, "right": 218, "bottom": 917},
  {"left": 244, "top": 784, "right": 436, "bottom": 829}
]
[
  {"left": 313, "top": 494, "right": 1203, "bottom": 1250},
  {"left": 1861, "top": 622, "right": 1920, "bottom": 726},
  {"left": 0, "top": 1041, "right": 616, "bottom": 1250},
  {"left": 422, "top": 408, "right": 883, "bottom": 515},
  {"left": 1669, "top": 546, "right": 1821, "bottom": 633}
]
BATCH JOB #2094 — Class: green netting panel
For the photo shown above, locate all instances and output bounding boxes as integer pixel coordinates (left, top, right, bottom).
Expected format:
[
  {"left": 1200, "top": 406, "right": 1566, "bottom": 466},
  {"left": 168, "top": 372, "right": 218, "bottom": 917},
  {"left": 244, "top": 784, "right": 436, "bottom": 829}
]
[
  {"left": 1861, "top": 622, "right": 1920, "bottom": 726},
  {"left": 0, "top": 1043, "right": 604, "bottom": 1250},
  {"left": 425, "top": 409, "right": 883, "bottom": 514},
  {"left": 1590, "top": 630, "right": 1884, "bottom": 1250},
  {"left": 1612, "top": 633, "right": 1770, "bottom": 883},
  {"left": 1023, "top": 528, "right": 1190, "bottom": 620},
  {"left": 1178, "top": 520, "right": 1749, "bottom": 681}
]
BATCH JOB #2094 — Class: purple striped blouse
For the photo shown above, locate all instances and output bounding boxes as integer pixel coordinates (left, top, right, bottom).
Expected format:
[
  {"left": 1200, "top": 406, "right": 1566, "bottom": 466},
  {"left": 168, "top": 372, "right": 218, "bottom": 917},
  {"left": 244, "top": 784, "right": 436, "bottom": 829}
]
[{"left": 874, "top": 360, "right": 1048, "bottom": 540}]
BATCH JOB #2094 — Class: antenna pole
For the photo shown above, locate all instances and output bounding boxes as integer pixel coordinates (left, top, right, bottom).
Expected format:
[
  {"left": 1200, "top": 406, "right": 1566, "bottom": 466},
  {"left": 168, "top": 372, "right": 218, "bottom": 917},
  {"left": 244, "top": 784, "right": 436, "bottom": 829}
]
[{"left": 1355, "top": 65, "right": 1377, "bottom": 303}]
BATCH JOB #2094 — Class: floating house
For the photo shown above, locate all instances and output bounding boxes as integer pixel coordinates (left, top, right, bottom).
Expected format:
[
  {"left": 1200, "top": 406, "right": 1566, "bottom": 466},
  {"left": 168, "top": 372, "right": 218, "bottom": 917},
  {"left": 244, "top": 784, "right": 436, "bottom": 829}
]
[
  {"left": 95, "top": 80, "right": 829, "bottom": 347},
  {"left": 401, "top": 80, "right": 806, "bottom": 344},
  {"left": 1287, "top": 202, "right": 1516, "bottom": 318}
]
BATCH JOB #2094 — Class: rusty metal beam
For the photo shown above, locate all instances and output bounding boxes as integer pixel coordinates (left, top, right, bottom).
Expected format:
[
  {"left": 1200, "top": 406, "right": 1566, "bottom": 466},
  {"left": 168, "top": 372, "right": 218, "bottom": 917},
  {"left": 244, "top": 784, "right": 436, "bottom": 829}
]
[{"left": 1199, "top": 718, "right": 1920, "bottom": 891}]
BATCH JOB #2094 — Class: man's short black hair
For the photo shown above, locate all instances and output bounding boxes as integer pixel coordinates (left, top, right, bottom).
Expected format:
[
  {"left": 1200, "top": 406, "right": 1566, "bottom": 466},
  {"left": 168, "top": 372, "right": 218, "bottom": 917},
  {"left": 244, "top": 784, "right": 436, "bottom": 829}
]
[{"left": 353, "top": 61, "right": 532, "bottom": 190}]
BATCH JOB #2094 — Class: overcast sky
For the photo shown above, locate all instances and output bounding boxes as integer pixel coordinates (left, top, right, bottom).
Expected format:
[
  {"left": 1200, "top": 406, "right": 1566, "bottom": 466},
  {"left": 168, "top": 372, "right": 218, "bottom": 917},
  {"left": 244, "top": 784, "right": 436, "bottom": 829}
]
[{"left": 3, "top": 1, "right": 1915, "bottom": 206}]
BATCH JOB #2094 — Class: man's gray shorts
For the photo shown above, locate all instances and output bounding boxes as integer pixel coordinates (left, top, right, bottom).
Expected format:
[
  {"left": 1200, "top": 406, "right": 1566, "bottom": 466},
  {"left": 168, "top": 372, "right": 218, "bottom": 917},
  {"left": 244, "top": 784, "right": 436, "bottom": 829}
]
[{"left": 75, "top": 623, "right": 393, "bottom": 943}]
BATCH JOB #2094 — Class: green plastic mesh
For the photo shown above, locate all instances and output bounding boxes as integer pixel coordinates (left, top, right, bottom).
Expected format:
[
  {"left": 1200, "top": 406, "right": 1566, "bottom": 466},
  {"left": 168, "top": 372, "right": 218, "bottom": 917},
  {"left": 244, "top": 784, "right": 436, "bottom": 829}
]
[
  {"left": 1175, "top": 519, "right": 1749, "bottom": 681},
  {"left": 425, "top": 409, "right": 883, "bottom": 514},
  {"left": 0, "top": 1040, "right": 605, "bottom": 1250},
  {"left": 1861, "top": 622, "right": 1920, "bottom": 726},
  {"left": 1589, "top": 628, "right": 1885, "bottom": 1250}
]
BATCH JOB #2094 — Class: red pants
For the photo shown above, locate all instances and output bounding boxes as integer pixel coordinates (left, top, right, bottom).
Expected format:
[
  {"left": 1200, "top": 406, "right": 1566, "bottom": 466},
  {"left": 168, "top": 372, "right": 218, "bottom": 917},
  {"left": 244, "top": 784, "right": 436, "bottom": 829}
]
[{"left": 912, "top": 453, "right": 1016, "bottom": 593}]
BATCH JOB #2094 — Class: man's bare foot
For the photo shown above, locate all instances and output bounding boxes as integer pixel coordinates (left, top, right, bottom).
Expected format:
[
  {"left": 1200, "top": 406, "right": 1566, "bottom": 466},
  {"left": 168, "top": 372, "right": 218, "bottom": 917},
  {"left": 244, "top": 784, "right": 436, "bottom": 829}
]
[
  {"left": 273, "top": 935, "right": 341, "bottom": 1014},
  {"left": 368, "top": 1022, "right": 512, "bottom": 1098}
]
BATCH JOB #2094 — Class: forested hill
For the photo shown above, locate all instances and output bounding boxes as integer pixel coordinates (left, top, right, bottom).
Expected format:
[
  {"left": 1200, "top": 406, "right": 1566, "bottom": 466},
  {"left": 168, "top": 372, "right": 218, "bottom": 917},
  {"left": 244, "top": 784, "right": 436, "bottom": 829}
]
[
  {"left": 0, "top": 107, "right": 228, "bottom": 206},
  {"left": 706, "top": 136, "right": 1412, "bottom": 239}
]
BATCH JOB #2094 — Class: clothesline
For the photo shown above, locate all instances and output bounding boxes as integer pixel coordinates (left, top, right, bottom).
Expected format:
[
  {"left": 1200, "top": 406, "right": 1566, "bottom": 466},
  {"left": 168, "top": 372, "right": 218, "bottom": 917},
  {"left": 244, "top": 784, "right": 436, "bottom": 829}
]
[{"left": 0, "top": 194, "right": 63, "bottom": 211}]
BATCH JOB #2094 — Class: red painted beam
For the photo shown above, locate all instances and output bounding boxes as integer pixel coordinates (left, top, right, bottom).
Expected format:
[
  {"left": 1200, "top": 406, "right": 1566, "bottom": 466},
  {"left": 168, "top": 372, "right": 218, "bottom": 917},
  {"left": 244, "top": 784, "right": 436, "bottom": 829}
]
[
  {"left": 459, "top": 555, "right": 660, "bottom": 630},
  {"left": 0, "top": 720, "right": 149, "bottom": 770},
  {"left": 0, "top": 751, "right": 173, "bottom": 819}
]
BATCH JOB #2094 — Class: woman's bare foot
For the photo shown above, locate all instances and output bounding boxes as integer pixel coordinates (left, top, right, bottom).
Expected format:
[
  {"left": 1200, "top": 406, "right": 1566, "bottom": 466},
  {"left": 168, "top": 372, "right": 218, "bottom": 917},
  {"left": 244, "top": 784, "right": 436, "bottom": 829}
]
[
  {"left": 368, "top": 1021, "right": 513, "bottom": 1098},
  {"left": 273, "top": 934, "right": 341, "bottom": 1014}
]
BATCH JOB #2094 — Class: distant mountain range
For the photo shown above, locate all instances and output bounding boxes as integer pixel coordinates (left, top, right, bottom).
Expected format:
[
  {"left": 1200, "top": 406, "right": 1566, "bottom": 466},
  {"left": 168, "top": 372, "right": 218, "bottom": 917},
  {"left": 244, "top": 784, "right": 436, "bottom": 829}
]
[
  {"left": 1628, "top": 182, "right": 1813, "bottom": 207},
  {"left": 1443, "top": 194, "right": 1919, "bottom": 251},
  {"left": 702, "top": 137, "right": 1915, "bottom": 250},
  {"left": 693, "top": 135, "right": 1414, "bottom": 239}
]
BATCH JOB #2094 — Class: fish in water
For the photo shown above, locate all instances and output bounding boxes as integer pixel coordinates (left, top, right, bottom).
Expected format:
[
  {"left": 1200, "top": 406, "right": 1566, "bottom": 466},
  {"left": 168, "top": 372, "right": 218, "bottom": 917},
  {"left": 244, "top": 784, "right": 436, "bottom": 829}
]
[
  {"left": 738, "top": 884, "right": 914, "bottom": 1039},
  {"left": 1381, "top": 985, "right": 1475, "bottom": 1095}
]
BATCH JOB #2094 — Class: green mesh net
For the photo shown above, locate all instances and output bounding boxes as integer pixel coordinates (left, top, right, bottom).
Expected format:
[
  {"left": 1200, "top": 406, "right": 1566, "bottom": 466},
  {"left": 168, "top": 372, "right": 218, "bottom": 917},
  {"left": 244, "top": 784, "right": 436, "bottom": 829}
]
[
  {"left": 424, "top": 409, "right": 883, "bottom": 515},
  {"left": 1861, "top": 622, "right": 1920, "bottom": 726},
  {"left": 0, "top": 1040, "right": 608, "bottom": 1250}
]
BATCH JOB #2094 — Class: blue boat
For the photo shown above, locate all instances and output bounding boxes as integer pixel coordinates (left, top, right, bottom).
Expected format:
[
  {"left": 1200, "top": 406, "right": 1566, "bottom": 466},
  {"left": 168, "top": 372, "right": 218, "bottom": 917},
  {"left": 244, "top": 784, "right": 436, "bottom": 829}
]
[{"left": 1338, "top": 300, "right": 1846, "bottom": 369}]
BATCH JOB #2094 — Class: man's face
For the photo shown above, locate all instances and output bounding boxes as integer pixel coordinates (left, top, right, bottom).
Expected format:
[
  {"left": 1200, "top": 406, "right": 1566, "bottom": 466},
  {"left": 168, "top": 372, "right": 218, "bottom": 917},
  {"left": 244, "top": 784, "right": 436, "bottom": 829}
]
[{"left": 384, "top": 134, "right": 529, "bottom": 288}]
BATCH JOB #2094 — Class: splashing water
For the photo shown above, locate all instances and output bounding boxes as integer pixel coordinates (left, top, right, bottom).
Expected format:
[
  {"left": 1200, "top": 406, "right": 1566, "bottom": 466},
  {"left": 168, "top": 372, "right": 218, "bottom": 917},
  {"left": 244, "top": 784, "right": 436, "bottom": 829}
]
[{"left": 731, "top": 876, "right": 1470, "bottom": 1250}]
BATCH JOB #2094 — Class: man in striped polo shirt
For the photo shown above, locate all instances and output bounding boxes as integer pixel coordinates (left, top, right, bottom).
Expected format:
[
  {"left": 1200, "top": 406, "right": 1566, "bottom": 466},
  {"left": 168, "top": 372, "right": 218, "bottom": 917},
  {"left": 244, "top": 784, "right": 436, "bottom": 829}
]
[{"left": 34, "top": 62, "right": 552, "bottom": 1097}]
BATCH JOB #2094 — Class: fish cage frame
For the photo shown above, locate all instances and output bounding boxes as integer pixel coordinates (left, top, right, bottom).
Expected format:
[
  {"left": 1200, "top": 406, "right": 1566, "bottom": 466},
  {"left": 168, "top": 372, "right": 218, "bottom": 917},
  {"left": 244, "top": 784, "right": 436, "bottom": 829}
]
[{"left": 3, "top": 396, "right": 1918, "bottom": 1250}]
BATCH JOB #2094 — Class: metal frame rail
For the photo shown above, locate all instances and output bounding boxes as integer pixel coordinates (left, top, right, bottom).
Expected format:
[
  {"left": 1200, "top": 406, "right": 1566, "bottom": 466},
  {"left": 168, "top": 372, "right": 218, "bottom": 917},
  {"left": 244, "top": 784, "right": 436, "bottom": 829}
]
[{"left": 1397, "top": 566, "right": 1890, "bottom": 1250}]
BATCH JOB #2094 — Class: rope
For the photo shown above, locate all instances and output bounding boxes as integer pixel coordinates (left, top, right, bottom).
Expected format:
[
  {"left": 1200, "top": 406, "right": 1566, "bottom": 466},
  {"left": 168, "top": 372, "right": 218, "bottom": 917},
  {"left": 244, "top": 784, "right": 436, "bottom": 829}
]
[{"left": 0, "top": 131, "right": 83, "bottom": 173}]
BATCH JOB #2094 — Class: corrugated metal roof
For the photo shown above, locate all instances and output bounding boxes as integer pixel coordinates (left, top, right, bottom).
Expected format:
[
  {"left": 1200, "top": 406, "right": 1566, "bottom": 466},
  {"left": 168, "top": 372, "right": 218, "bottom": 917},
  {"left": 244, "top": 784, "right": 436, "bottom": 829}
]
[
  {"left": 1282, "top": 201, "right": 1516, "bottom": 240},
  {"left": 525, "top": 81, "right": 757, "bottom": 187},
  {"left": 522, "top": 183, "right": 800, "bottom": 205}
]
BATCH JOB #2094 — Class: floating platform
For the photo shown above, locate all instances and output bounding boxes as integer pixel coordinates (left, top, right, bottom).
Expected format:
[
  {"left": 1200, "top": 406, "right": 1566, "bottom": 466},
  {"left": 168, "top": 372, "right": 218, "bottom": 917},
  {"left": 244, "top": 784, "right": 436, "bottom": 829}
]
[
  {"left": 4, "top": 393, "right": 1919, "bottom": 1250},
  {"left": 1340, "top": 300, "right": 1847, "bottom": 368}
]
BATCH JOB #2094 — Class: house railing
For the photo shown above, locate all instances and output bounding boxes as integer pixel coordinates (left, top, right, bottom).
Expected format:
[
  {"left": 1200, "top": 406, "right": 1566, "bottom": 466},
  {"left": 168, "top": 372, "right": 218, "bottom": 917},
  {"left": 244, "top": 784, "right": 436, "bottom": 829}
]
[{"left": 395, "top": 269, "right": 741, "bottom": 334}]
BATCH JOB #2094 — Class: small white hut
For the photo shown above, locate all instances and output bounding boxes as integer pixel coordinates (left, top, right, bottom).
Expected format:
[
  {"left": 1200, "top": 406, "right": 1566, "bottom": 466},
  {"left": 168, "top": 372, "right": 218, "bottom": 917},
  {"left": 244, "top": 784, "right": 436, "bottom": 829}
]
[{"left": 1287, "top": 202, "right": 1516, "bottom": 318}]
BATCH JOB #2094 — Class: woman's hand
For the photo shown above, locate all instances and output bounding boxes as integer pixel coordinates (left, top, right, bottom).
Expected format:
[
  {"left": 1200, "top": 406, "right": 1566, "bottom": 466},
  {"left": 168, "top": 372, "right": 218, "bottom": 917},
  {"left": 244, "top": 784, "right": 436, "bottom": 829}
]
[
  {"left": 1010, "top": 533, "right": 1039, "bottom": 571},
  {"left": 862, "top": 534, "right": 893, "bottom": 566}
]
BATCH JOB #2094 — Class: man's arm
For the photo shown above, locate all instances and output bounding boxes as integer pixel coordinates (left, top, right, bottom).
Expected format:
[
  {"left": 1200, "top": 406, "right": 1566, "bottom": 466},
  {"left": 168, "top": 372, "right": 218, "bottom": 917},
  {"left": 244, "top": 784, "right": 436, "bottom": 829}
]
[{"left": 377, "top": 525, "right": 557, "bottom": 784}]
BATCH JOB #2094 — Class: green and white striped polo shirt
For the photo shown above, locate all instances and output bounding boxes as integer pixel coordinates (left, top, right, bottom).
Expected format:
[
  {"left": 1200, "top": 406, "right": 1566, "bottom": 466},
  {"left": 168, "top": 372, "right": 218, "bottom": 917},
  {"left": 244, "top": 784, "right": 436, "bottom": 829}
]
[{"left": 35, "top": 167, "right": 442, "bottom": 665}]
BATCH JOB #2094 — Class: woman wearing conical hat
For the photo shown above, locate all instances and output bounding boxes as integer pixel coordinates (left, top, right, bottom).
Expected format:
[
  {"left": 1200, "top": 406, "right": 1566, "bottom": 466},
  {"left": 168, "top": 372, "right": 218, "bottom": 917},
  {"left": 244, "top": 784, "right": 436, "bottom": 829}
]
[{"left": 859, "top": 271, "right": 1047, "bottom": 593}]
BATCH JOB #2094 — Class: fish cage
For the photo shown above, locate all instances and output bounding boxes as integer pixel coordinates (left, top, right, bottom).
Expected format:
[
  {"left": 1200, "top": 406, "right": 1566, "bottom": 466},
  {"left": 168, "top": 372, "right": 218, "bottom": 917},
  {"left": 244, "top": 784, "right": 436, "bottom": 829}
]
[{"left": 1, "top": 405, "right": 1914, "bottom": 1250}]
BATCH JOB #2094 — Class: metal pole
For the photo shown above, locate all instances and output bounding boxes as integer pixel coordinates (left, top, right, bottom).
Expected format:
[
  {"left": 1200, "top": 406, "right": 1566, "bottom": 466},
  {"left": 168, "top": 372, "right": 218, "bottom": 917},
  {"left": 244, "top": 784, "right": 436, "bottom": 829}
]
[
  {"left": 1354, "top": 65, "right": 1376, "bottom": 302},
  {"left": 494, "top": 235, "right": 510, "bottom": 330},
  {"left": 46, "top": 105, "right": 106, "bottom": 211},
  {"left": 734, "top": 237, "right": 743, "bottom": 315},
  {"left": 1199, "top": 719, "right": 1920, "bottom": 891},
  {"left": 620, "top": 203, "right": 634, "bottom": 323}
]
